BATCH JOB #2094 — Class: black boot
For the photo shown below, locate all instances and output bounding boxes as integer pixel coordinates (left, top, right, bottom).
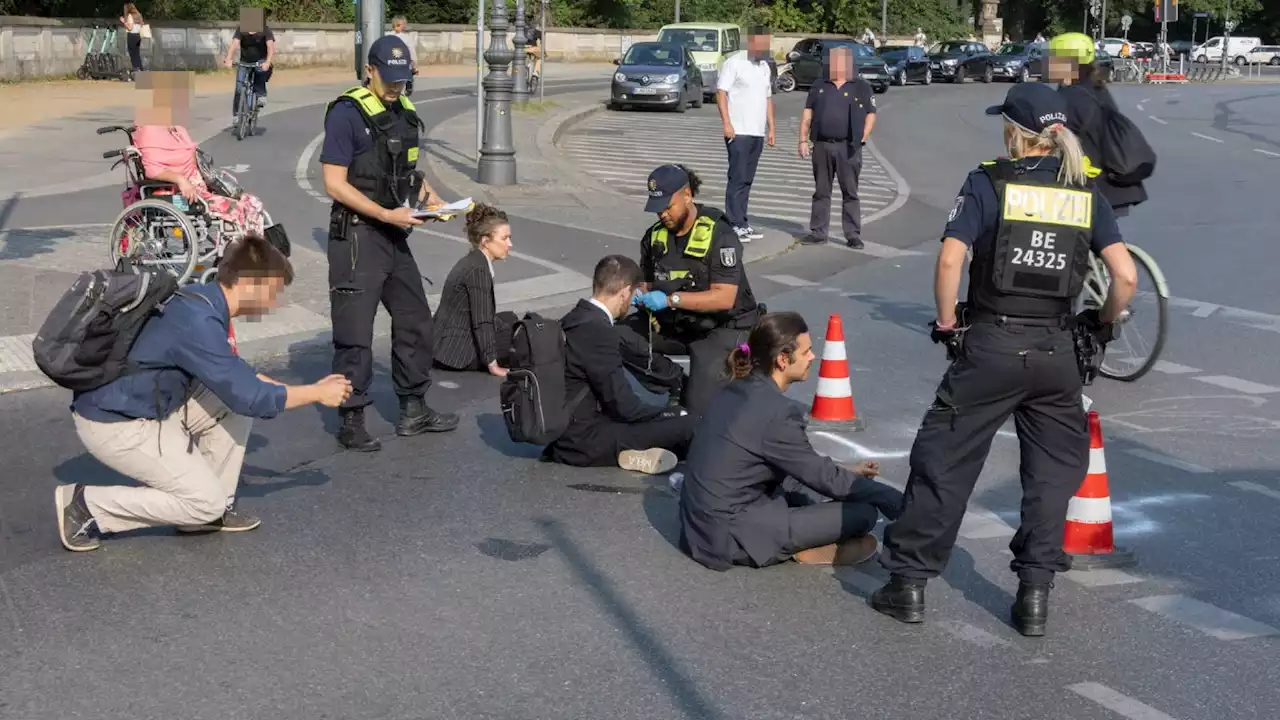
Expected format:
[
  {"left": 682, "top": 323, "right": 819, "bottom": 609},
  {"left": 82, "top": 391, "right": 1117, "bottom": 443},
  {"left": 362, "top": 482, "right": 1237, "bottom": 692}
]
[
  {"left": 1011, "top": 582, "right": 1051, "bottom": 637},
  {"left": 870, "top": 575, "right": 926, "bottom": 624},
  {"left": 396, "top": 395, "right": 460, "bottom": 436},
  {"left": 337, "top": 408, "right": 381, "bottom": 452}
]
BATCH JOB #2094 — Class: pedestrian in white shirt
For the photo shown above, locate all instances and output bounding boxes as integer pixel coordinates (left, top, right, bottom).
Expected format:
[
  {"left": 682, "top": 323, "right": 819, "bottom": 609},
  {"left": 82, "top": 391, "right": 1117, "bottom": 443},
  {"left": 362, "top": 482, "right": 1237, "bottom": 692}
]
[
  {"left": 716, "top": 25, "right": 776, "bottom": 243},
  {"left": 914, "top": 28, "right": 927, "bottom": 47},
  {"left": 390, "top": 16, "right": 419, "bottom": 95}
]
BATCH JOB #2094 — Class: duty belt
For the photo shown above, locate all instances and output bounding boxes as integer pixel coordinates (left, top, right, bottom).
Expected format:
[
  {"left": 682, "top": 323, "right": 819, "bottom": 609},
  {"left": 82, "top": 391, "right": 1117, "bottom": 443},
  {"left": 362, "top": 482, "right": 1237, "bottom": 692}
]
[{"left": 970, "top": 310, "right": 1073, "bottom": 329}]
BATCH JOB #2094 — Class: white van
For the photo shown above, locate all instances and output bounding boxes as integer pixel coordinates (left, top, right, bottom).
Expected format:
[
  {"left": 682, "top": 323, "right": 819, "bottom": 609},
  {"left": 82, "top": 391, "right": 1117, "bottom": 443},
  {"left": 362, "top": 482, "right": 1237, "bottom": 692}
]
[{"left": 1193, "top": 36, "right": 1261, "bottom": 64}]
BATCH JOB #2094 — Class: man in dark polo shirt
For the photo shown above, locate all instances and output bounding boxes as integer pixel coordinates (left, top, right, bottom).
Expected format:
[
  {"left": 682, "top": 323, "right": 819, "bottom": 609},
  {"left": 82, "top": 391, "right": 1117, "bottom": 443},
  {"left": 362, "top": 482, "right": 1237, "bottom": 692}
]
[{"left": 797, "top": 44, "right": 877, "bottom": 249}]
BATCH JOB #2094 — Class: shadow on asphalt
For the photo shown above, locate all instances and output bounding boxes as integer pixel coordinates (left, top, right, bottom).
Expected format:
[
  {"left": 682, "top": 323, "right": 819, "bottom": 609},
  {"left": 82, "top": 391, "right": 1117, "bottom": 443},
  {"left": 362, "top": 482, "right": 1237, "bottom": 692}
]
[
  {"left": 420, "top": 136, "right": 478, "bottom": 182},
  {"left": 850, "top": 293, "right": 936, "bottom": 337}
]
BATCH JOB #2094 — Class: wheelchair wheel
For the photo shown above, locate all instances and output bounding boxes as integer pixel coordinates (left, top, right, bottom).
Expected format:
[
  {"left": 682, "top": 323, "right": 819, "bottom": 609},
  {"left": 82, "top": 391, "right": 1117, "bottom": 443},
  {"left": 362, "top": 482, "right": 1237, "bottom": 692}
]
[{"left": 108, "top": 198, "right": 200, "bottom": 284}]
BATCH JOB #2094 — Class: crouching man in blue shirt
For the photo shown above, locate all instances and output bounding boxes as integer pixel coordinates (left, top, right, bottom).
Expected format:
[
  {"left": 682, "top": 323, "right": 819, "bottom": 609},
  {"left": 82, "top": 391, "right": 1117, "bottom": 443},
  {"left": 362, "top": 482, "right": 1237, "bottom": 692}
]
[{"left": 55, "top": 235, "right": 353, "bottom": 552}]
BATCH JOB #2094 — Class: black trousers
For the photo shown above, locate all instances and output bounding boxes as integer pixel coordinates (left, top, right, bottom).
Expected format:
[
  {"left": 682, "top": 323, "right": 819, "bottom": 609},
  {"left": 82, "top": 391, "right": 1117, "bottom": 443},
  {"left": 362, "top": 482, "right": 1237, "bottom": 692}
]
[
  {"left": 549, "top": 412, "right": 698, "bottom": 468},
  {"left": 881, "top": 321, "right": 1089, "bottom": 585},
  {"left": 328, "top": 221, "right": 435, "bottom": 410},
  {"left": 232, "top": 65, "right": 273, "bottom": 115},
  {"left": 809, "top": 141, "right": 863, "bottom": 242},
  {"left": 623, "top": 314, "right": 746, "bottom": 417},
  {"left": 734, "top": 495, "right": 882, "bottom": 568},
  {"left": 126, "top": 33, "right": 143, "bottom": 72},
  {"left": 724, "top": 134, "right": 764, "bottom": 229}
]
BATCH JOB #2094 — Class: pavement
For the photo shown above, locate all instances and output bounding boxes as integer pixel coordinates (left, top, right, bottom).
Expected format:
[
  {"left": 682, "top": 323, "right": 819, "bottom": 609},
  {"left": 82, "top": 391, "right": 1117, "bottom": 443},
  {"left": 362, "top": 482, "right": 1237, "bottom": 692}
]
[{"left": 2, "top": 72, "right": 1280, "bottom": 719}]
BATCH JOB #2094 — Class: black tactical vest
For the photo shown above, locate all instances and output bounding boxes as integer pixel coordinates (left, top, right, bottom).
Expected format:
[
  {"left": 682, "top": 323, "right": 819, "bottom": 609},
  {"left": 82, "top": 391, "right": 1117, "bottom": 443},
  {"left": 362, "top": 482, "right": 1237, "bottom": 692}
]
[
  {"left": 970, "top": 160, "right": 1093, "bottom": 319},
  {"left": 643, "top": 207, "right": 757, "bottom": 333},
  {"left": 326, "top": 86, "right": 423, "bottom": 211}
]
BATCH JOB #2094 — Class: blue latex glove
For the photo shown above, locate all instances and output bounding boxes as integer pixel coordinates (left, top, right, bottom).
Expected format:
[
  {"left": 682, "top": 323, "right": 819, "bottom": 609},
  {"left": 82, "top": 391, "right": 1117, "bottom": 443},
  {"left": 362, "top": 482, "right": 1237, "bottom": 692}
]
[{"left": 636, "top": 290, "right": 669, "bottom": 312}]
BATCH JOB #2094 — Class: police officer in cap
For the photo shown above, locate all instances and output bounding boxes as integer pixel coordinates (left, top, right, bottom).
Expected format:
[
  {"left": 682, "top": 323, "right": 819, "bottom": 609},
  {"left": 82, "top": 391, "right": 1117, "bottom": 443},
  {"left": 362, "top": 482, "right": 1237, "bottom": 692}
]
[
  {"left": 870, "top": 83, "right": 1137, "bottom": 636},
  {"left": 629, "top": 164, "right": 761, "bottom": 416},
  {"left": 320, "top": 34, "right": 459, "bottom": 452}
]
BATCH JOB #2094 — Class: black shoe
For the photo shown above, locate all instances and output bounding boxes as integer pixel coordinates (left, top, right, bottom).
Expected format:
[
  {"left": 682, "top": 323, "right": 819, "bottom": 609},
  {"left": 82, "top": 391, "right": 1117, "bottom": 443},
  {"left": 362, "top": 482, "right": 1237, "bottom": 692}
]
[
  {"left": 1011, "top": 582, "right": 1052, "bottom": 637},
  {"left": 870, "top": 575, "right": 926, "bottom": 623},
  {"left": 338, "top": 408, "right": 382, "bottom": 452},
  {"left": 799, "top": 233, "right": 829, "bottom": 245},
  {"left": 177, "top": 505, "right": 262, "bottom": 533},
  {"left": 55, "top": 484, "right": 100, "bottom": 552},
  {"left": 396, "top": 395, "right": 459, "bottom": 436},
  {"left": 847, "top": 236, "right": 865, "bottom": 249}
]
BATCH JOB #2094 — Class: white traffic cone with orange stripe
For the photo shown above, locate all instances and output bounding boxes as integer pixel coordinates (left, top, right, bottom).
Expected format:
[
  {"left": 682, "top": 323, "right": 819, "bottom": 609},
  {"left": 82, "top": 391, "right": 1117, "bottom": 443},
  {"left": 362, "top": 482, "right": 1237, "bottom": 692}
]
[
  {"left": 808, "top": 314, "right": 866, "bottom": 431},
  {"left": 1063, "top": 411, "right": 1137, "bottom": 570}
]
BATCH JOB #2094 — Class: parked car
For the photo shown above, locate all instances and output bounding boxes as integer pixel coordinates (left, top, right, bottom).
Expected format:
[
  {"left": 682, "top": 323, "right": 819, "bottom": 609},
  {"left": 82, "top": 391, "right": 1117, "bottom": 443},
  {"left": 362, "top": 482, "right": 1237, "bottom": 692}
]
[
  {"left": 609, "top": 42, "right": 704, "bottom": 112},
  {"left": 878, "top": 44, "right": 932, "bottom": 85},
  {"left": 928, "top": 40, "right": 995, "bottom": 83},
  {"left": 655, "top": 22, "right": 741, "bottom": 100},
  {"left": 989, "top": 41, "right": 1046, "bottom": 82},
  {"left": 1245, "top": 45, "right": 1280, "bottom": 65},
  {"left": 787, "top": 38, "right": 891, "bottom": 93}
]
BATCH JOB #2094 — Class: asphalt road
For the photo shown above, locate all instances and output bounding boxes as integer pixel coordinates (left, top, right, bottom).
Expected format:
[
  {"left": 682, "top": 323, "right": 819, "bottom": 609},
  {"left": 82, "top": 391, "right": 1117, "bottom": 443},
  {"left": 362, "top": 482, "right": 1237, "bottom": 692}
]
[{"left": 2, "top": 77, "right": 1279, "bottom": 719}]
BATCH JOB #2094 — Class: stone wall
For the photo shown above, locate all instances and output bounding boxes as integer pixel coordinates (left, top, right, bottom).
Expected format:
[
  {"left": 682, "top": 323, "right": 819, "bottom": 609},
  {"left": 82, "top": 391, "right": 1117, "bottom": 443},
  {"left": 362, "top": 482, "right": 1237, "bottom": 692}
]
[{"left": 0, "top": 16, "right": 924, "bottom": 81}]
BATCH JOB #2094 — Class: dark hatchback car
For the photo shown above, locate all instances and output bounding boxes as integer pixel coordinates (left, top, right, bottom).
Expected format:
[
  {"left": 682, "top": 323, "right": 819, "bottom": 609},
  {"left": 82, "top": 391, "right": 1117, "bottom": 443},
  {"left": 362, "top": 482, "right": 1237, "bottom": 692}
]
[
  {"left": 879, "top": 44, "right": 932, "bottom": 85},
  {"left": 787, "top": 38, "right": 891, "bottom": 93},
  {"left": 609, "top": 41, "right": 704, "bottom": 112},
  {"left": 928, "top": 40, "right": 995, "bottom": 83},
  {"left": 989, "top": 41, "right": 1046, "bottom": 82}
]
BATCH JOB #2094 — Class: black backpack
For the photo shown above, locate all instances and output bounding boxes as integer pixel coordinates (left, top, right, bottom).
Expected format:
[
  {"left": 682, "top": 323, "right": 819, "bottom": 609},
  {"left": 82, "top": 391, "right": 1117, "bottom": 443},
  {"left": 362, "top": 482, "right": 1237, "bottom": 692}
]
[
  {"left": 1100, "top": 104, "right": 1156, "bottom": 185},
  {"left": 499, "top": 312, "right": 588, "bottom": 445},
  {"left": 32, "top": 266, "right": 180, "bottom": 393}
]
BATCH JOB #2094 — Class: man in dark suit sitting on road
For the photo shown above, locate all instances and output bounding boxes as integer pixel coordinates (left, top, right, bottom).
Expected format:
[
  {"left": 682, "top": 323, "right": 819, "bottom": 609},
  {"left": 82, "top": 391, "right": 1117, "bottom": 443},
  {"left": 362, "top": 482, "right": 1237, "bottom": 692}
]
[{"left": 544, "top": 255, "right": 698, "bottom": 475}]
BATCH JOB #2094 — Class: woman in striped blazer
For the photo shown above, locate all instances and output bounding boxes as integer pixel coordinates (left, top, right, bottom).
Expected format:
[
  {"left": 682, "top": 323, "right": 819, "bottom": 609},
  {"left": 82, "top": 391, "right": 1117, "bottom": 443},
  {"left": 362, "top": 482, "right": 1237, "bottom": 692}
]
[{"left": 432, "top": 204, "right": 517, "bottom": 376}]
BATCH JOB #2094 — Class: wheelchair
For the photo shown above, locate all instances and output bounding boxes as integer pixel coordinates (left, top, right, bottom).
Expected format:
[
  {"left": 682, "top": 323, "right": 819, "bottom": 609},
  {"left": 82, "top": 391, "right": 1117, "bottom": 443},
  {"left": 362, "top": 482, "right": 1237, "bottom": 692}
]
[{"left": 99, "top": 125, "right": 285, "bottom": 285}]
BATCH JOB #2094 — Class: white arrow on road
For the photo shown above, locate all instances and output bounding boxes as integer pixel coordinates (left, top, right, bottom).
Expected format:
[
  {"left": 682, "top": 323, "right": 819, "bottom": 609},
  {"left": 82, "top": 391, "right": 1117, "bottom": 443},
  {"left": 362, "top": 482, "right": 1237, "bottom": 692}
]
[{"left": 224, "top": 164, "right": 251, "bottom": 173}]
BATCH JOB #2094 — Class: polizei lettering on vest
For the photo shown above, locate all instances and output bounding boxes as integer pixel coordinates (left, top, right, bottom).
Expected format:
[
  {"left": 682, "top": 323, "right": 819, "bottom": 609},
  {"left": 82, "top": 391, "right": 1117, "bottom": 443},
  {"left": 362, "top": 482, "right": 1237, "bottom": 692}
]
[{"left": 1002, "top": 184, "right": 1093, "bottom": 229}]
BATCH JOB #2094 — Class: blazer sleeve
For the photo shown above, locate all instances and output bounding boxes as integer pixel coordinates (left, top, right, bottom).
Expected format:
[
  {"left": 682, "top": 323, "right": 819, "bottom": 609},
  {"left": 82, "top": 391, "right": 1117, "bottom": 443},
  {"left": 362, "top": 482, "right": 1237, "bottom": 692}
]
[
  {"left": 464, "top": 266, "right": 499, "bottom": 366},
  {"left": 578, "top": 323, "right": 663, "bottom": 423}
]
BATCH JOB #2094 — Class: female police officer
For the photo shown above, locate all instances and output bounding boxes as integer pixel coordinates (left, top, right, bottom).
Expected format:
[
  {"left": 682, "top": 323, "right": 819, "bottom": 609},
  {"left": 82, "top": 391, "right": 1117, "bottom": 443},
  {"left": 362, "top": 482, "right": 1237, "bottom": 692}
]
[
  {"left": 870, "top": 83, "right": 1137, "bottom": 636},
  {"left": 678, "top": 311, "right": 903, "bottom": 571}
]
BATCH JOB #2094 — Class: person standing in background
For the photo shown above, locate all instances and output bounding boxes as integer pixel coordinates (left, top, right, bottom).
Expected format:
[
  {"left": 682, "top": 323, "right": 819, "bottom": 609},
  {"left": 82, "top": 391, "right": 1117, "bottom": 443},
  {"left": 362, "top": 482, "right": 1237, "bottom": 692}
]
[
  {"left": 389, "top": 16, "right": 419, "bottom": 96},
  {"left": 798, "top": 45, "right": 876, "bottom": 249},
  {"left": 120, "top": 3, "right": 144, "bottom": 80},
  {"left": 914, "top": 28, "right": 927, "bottom": 47},
  {"left": 716, "top": 25, "right": 776, "bottom": 244}
]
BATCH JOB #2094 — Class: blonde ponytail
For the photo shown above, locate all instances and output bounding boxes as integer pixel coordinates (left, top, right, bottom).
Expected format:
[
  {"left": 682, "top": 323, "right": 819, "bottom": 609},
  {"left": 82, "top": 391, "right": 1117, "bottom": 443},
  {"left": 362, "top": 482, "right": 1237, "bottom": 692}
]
[{"left": 1045, "top": 124, "right": 1088, "bottom": 187}]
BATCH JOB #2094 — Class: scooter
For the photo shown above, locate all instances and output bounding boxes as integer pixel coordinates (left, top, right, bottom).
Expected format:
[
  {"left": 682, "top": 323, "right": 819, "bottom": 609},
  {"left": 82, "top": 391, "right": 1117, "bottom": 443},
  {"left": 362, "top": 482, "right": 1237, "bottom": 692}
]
[
  {"left": 77, "top": 25, "right": 128, "bottom": 81},
  {"left": 774, "top": 62, "right": 796, "bottom": 92}
]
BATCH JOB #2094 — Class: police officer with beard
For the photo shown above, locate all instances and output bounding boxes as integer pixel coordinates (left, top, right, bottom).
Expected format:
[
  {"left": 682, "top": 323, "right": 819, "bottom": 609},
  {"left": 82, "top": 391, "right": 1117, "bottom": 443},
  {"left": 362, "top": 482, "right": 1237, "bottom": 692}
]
[
  {"left": 320, "top": 35, "right": 459, "bottom": 452},
  {"left": 628, "top": 164, "right": 761, "bottom": 417},
  {"left": 870, "top": 84, "right": 1138, "bottom": 636}
]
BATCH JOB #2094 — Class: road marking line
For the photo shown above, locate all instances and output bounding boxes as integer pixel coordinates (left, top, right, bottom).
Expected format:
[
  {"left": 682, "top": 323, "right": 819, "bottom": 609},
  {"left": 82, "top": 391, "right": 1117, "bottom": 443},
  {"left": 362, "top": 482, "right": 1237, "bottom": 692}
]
[
  {"left": 957, "top": 510, "right": 1016, "bottom": 540},
  {"left": 1191, "top": 131, "right": 1223, "bottom": 143},
  {"left": 1229, "top": 481, "right": 1280, "bottom": 502},
  {"left": 1255, "top": 148, "right": 1280, "bottom": 158},
  {"left": 810, "top": 431, "right": 909, "bottom": 460},
  {"left": 1067, "top": 682, "right": 1180, "bottom": 720},
  {"left": 1061, "top": 569, "right": 1144, "bottom": 586},
  {"left": 1152, "top": 360, "right": 1201, "bottom": 375},
  {"left": 1191, "top": 303, "right": 1219, "bottom": 318},
  {"left": 0, "top": 222, "right": 112, "bottom": 233},
  {"left": 0, "top": 334, "right": 37, "bottom": 374},
  {"left": 827, "top": 240, "right": 925, "bottom": 258},
  {"left": 819, "top": 287, "right": 842, "bottom": 293},
  {"left": 1148, "top": 116, "right": 1168, "bottom": 124},
  {"left": 762, "top": 274, "right": 817, "bottom": 287},
  {"left": 938, "top": 621, "right": 1014, "bottom": 648},
  {"left": 1123, "top": 448, "right": 1212, "bottom": 474},
  {"left": 1193, "top": 375, "right": 1280, "bottom": 395},
  {"left": 1136, "top": 103, "right": 1145, "bottom": 111},
  {"left": 1130, "top": 594, "right": 1280, "bottom": 640}
]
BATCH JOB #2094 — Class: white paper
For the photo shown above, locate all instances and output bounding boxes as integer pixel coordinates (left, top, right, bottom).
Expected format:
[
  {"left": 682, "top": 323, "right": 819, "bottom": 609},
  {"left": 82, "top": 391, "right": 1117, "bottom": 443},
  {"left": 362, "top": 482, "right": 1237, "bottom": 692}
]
[{"left": 412, "top": 197, "right": 473, "bottom": 218}]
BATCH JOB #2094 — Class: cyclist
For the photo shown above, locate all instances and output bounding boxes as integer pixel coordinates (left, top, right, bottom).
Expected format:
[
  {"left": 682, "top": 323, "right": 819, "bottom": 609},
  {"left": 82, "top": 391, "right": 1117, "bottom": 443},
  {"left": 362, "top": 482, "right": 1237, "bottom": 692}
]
[
  {"left": 221, "top": 11, "right": 275, "bottom": 123},
  {"left": 1046, "top": 32, "right": 1150, "bottom": 218},
  {"left": 525, "top": 11, "right": 543, "bottom": 81}
]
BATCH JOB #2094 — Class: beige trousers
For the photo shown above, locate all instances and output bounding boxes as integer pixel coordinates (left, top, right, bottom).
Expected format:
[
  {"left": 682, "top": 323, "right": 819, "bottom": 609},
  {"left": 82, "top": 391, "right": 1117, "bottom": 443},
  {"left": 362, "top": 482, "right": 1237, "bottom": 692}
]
[{"left": 73, "top": 386, "right": 252, "bottom": 533}]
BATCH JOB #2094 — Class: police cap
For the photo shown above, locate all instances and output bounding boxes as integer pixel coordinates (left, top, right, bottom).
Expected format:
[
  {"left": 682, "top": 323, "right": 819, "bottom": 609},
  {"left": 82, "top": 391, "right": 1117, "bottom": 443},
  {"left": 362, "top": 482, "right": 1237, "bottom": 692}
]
[
  {"left": 368, "top": 35, "right": 414, "bottom": 84},
  {"left": 644, "top": 164, "right": 690, "bottom": 213},
  {"left": 985, "top": 82, "right": 1068, "bottom": 135}
]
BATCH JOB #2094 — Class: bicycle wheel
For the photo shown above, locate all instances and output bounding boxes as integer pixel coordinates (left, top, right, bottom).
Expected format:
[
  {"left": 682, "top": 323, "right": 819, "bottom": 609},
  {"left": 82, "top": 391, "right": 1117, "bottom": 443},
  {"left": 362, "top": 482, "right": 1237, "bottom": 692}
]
[
  {"left": 1077, "top": 247, "right": 1168, "bottom": 382},
  {"left": 108, "top": 199, "right": 200, "bottom": 284},
  {"left": 235, "top": 86, "right": 251, "bottom": 141}
]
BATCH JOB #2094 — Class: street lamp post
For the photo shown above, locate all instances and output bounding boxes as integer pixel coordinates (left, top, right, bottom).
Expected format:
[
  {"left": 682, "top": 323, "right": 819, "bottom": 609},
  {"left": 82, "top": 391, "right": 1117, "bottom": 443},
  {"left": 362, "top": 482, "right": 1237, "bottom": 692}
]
[
  {"left": 512, "top": 0, "right": 530, "bottom": 102},
  {"left": 478, "top": 0, "right": 516, "bottom": 185},
  {"left": 1220, "top": 0, "right": 1234, "bottom": 72}
]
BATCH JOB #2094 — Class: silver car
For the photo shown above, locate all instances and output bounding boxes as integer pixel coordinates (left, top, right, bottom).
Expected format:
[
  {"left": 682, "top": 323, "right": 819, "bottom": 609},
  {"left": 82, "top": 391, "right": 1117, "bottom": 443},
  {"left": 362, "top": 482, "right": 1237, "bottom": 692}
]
[{"left": 609, "top": 42, "right": 705, "bottom": 112}]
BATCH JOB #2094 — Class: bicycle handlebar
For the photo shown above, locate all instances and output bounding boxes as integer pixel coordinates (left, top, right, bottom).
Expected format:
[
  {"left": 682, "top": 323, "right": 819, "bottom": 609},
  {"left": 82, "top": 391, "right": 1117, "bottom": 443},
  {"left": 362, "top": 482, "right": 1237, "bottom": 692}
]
[
  {"left": 97, "top": 125, "right": 137, "bottom": 135},
  {"left": 103, "top": 149, "right": 123, "bottom": 159}
]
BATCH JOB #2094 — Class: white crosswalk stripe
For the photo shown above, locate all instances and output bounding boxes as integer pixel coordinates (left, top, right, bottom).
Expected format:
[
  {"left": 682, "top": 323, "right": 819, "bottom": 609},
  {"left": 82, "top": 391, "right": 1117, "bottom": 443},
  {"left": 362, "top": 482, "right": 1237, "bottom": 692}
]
[{"left": 560, "top": 112, "right": 901, "bottom": 237}]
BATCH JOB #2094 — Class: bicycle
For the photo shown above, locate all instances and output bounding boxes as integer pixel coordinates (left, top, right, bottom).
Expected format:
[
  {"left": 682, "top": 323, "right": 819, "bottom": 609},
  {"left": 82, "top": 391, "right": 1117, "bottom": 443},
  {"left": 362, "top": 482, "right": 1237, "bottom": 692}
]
[
  {"left": 525, "top": 49, "right": 541, "bottom": 94},
  {"left": 1076, "top": 244, "right": 1169, "bottom": 381},
  {"left": 233, "top": 61, "right": 264, "bottom": 141},
  {"left": 1111, "top": 58, "right": 1144, "bottom": 83}
]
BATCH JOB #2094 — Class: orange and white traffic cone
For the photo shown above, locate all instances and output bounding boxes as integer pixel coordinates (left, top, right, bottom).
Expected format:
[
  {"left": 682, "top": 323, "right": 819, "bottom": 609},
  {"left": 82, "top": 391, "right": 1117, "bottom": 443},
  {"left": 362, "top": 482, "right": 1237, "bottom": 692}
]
[
  {"left": 1063, "top": 411, "right": 1137, "bottom": 570},
  {"left": 808, "top": 314, "right": 866, "bottom": 431}
]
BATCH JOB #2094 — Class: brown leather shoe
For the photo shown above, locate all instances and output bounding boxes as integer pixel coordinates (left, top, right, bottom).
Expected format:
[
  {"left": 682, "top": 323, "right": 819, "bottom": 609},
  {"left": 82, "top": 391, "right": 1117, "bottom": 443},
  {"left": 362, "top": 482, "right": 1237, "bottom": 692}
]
[{"left": 794, "top": 534, "right": 881, "bottom": 566}]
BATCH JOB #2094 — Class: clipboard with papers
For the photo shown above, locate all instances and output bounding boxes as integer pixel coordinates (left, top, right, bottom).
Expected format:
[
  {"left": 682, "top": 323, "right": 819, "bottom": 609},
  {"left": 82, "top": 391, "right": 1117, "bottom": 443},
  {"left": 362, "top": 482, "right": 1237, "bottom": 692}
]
[{"left": 412, "top": 197, "right": 474, "bottom": 220}]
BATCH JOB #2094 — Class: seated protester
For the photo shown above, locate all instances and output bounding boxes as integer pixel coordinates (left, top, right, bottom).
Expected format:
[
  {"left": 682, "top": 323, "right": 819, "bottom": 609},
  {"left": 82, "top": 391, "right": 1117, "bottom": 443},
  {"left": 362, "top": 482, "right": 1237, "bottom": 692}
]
[
  {"left": 545, "top": 255, "right": 698, "bottom": 475},
  {"left": 433, "top": 203, "right": 518, "bottom": 377},
  {"left": 56, "top": 235, "right": 353, "bottom": 553},
  {"left": 135, "top": 123, "right": 268, "bottom": 235},
  {"left": 679, "top": 311, "right": 904, "bottom": 570}
]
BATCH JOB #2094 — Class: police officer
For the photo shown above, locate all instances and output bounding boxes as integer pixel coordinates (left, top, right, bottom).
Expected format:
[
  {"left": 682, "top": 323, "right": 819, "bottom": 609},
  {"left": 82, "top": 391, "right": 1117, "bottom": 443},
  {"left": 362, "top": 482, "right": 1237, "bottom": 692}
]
[
  {"left": 320, "top": 35, "right": 458, "bottom": 452},
  {"left": 870, "top": 83, "right": 1138, "bottom": 636},
  {"left": 797, "top": 43, "right": 876, "bottom": 249},
  {"left": 628, "top": 164, "right": 762, "bottom": 417}
]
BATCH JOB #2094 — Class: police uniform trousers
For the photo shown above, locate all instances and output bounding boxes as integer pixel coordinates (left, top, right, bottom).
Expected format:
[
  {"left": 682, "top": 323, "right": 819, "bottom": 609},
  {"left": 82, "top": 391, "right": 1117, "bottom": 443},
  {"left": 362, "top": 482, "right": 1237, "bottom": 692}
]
[
  {"left": 880, "top": 320, "right": 1089, "bottom": 586},
  {"left": 809, "top": 140, "right": 863, "bottom": 242},
  {"left": 328, "top": 220, "right": 436, "bottom": 410},
  {"left": 623, "top": 315, "right": 746, "bottom": 417}
]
